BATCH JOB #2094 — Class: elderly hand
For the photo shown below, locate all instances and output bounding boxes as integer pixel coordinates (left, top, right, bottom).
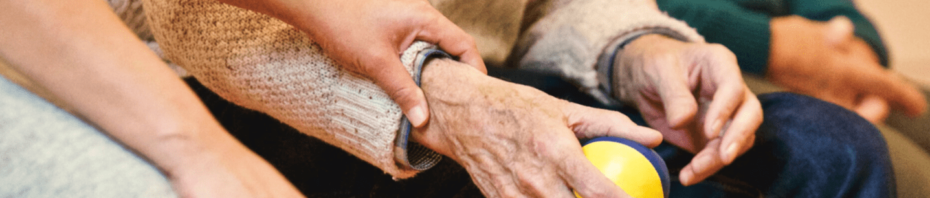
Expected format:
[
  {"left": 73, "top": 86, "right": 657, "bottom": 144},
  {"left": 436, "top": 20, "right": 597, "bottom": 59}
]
[
  {"left": 218, "top": 0, "right": 485, "bottom": 127},
  {"left": 768, "top": 16, "right": 927, "bottom": 123},
  {"left": 614, "top": 34, "right": 763, "bottom": 186},
  {"left": 412, "top": 58, "right": 664, "bottom": 197}
]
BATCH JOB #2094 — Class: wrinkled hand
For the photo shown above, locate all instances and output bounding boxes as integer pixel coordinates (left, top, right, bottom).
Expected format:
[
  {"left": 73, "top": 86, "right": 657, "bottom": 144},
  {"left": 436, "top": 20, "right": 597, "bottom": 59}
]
[
  {"left": 614, "top": 34, "right": 763, "bottom": 186},
  {"left": 222, "top": 0, "right": 486, "bottom": 127},
  {"left": 412, "top": 59, "right": 664, "bottom": 198},
  {"left": 768, "top": 16, "right": 927, "bottom": 123}
]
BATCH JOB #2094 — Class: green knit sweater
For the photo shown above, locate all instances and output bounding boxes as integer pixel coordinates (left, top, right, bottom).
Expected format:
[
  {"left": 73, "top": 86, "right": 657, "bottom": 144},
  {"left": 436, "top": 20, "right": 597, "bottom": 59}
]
[{"left": 656, "top": 0, "right": 889, "bottom": 75}]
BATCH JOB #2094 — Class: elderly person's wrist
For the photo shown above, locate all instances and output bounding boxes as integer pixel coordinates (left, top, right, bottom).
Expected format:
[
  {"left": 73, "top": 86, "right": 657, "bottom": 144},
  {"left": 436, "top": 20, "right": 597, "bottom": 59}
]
[
  {"left": 609, "top": 34, "right": 685, "bottom": 103},
  {"left": 409, "top": 58, "right": 482, "bottom": 157}
]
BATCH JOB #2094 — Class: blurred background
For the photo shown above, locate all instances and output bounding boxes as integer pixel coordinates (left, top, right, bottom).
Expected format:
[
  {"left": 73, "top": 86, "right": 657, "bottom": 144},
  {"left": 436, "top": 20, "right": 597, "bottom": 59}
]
[{"left": 857, "top": 0, "right": 930, "bottom": 89}]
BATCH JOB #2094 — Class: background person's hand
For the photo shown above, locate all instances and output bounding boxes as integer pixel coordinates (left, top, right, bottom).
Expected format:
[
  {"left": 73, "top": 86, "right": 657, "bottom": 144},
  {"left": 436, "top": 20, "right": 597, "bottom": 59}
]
[
  {"left": 219, "top": 0, "right": 486, "bottom": 127},
  {"left": 768, "top": 16, "right": 927, "bottom": 123},
  {"left": 412, "top": 59, "right": 664, "bottom": 198},
  {"left": 614, "top": 35, "right": 763, "bottom": 186}
]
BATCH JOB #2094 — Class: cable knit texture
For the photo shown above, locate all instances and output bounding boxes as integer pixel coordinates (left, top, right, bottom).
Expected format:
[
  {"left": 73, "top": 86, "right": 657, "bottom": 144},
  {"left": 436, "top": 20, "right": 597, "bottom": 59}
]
[{"left": 141, "top": 0, "right": 433, "bottom": 178}]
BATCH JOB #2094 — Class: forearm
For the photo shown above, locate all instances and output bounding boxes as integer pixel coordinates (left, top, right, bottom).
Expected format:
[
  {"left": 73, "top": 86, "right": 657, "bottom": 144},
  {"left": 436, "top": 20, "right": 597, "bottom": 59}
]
[{"left": 0, "top": 0, "right": 247, "bottom": 174}]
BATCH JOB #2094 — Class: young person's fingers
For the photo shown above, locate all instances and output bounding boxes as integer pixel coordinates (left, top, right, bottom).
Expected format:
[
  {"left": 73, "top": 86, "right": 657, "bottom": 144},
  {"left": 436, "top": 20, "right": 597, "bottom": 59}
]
[
  {"left": 415, "top": 11, "right": 486, "bottom": 74},
  {"left": 364, "top": 50, "right": 431, "bottom": 127}
]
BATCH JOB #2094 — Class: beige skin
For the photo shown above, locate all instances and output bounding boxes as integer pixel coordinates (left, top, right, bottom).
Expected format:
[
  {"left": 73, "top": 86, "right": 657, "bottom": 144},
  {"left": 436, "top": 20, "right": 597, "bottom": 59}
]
[
  {"left": 3, "top": 0, "right": 762, "bottom": 197},
  {"left": 410, "top": 35, "right": 763, "bottom": 197},
  {"left": 223, "top": 0, "right": 763, "bottom": 193},
  {"left": 768, "top": 16, "right": 927, "bottom": 123},
  {"left": 414, "top": 59, "right": 663, "bottom": 198},
  {"left": 615, "top": 35, "right": 762, "bottom": 186},
  {"left": 0, "top": 0, "right": 301, "bottom": 197},
  {"left": 219, "top": 0, "right": 486, "bottom": 128}
]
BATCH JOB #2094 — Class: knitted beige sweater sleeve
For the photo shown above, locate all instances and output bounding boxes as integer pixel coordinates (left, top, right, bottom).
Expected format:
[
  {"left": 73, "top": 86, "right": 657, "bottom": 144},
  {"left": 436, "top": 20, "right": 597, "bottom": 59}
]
[
  {"left": 141, "top": 0, "right": 440, "bottom": 178},
  {"left": 510, "top": 0, "right": 705, "bottom": 104}
]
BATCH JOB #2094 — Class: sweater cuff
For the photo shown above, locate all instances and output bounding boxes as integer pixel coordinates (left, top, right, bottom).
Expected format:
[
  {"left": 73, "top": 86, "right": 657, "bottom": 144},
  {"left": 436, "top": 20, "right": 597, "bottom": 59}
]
[
  {"left": 701, "top": 12, "right": 771, "bottom": 76},
  {"left": 394, "top": 48, "right": 449, "bottom": 171}
]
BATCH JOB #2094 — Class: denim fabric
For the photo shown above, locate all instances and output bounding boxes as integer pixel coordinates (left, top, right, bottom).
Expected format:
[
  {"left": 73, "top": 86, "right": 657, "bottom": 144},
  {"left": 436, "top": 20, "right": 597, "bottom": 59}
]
[
  {"left": 653, "top": 93, "right": 896, "bottom": 198},
  {"left": 188, "top": 65, "right": 895, "bottom": 197}
]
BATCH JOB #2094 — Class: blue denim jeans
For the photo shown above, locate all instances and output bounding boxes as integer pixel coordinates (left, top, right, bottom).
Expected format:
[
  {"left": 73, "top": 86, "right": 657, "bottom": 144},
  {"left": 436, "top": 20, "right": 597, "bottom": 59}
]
[
  {"left": 187, "top": 66, "right": 895, "bottom": 197},
  {"left": 653, "top": 93, "right": 896, "bottom": 197}
]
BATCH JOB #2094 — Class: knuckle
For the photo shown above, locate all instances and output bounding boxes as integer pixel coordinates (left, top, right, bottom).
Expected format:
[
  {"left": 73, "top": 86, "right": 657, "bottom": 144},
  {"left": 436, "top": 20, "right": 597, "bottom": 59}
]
[
  {"left": 710, "top": 44, "right": 737, "bottom": 59},
  {"left": 359, "top": 52, "right": 391, "bottom": 74},
  {"left": 390, "top": 85, "right": 421, "bottom": 104},
  {"left": 577, "top": 184, "right": 613, "bottom": 198}
]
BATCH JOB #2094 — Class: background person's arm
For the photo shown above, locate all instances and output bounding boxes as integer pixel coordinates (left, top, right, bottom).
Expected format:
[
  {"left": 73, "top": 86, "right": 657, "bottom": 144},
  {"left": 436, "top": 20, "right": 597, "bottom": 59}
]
[
  {"left": 0, "top": 0, "right": 301, "bottom": 197},
  {"left": 657, "top": 0, "right": 926, "bottom": 122},
  {"left": 656, "top": 0, "right": 889, "bottom": 73}
]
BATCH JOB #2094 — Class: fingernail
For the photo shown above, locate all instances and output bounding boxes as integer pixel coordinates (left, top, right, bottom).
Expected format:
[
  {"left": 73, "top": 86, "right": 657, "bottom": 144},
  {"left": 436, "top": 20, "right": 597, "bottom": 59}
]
[
  {"left": 724, "top": 143, "right": 739, "bottom": 164},
  {"left": 407, "top": 106, "right": 427, "bottom": 127}
]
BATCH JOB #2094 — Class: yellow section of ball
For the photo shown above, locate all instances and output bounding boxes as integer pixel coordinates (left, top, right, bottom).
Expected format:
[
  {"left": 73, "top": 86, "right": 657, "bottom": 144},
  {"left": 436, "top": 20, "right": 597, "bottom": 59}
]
[{"left": 578, "top": 141, "right": 664, "bottom": 198}]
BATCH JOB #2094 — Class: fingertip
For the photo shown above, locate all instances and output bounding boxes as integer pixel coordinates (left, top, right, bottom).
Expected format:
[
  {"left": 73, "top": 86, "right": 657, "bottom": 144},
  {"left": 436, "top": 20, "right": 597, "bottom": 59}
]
[
  {"left": 406, "top": 102, "right": 429, "bottom": 127},
  {"left": 679, "top": 168, "right": 695, "bottom": 186},
  {"left": 462, "top": 52, "right": 488, "bottom": 74},
  {"left": 640, "top": 127, "right": 664, "bottom": 148}
]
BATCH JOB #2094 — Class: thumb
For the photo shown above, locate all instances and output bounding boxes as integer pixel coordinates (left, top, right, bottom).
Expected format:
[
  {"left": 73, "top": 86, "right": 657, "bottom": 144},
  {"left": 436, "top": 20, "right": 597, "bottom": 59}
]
[
  {"left": 563, "top": 102, "right": 664, "bottom": 148},
  {"left": 824, "top": 16, "right": 854, "bottom": 46},
  {"left": 368, "top": 52, "right": 431, "bottom": 127}
]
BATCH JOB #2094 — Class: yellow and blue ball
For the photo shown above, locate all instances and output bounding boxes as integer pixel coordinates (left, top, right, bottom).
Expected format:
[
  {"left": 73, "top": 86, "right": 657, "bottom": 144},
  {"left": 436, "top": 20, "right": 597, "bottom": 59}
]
[{"left": 581, "top": 137, "right": 670, "bottom": 198}]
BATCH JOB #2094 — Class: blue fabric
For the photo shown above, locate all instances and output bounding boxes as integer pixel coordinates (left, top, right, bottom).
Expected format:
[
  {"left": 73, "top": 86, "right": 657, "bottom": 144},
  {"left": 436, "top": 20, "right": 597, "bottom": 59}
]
[
  {"left": 648, "top": 93, "right": 896, "bottom": 198},
  {"left": 488, "top": 67, "right": 896, "bottom": 197}
]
